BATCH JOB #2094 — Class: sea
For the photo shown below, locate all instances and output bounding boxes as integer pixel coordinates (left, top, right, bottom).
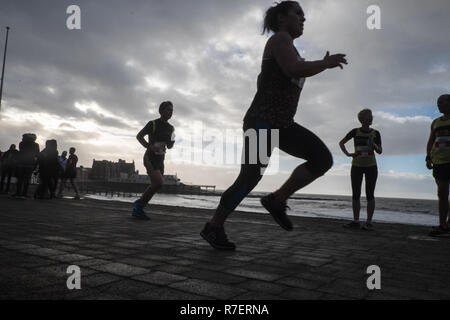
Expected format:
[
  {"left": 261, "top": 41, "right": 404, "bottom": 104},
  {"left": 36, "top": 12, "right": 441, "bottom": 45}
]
[{"left": 85, "top": 192, "right": 439, "bottom": 227}]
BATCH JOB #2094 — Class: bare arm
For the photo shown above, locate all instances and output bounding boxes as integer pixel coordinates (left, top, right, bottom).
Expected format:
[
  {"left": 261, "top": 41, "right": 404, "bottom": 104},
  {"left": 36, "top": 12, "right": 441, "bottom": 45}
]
[
  {"left": 167, "top": 129, "right": 175, "bottom": 149},
  {"left": 373, "top": 142, "right": 382, "bottom": 154},
  {"left": 339, "top": 136, "right": 355, "bottom": 157},
  {"left": 136, "top": 127, "right": 150, "bottom": 149},
  {"left": 271, "top": 32, "right": 348, "bottom": 79},
  {"left": 426, "top": 124, "right": 435, "bottom": 169},
  {"left": 372, "top": 132, "right": 382, "bottom": 154}
]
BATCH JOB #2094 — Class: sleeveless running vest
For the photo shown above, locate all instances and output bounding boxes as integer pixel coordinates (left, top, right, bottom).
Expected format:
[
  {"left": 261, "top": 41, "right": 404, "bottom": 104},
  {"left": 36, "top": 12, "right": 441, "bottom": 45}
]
[
  {"left": 430, "top": 116, "right": 450, "bottom": 165},
  {"left": 352, "top": 128, "right": 378, "bottom": 167},
  {"left": 244, "top": 52, "right": 305, "bottom": 128}
]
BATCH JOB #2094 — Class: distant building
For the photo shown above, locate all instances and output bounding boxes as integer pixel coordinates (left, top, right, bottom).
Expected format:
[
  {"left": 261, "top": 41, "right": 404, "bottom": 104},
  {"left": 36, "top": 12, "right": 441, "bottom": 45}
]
[
  {"left": 89, "top": 159, "right": 135, "bottom": 181},
  {"left": 77, "top": 166, "right": 91, "bottom": 182},
  {"left": 128, "top": 172, "right": 181, "bottom": 185},
  {"left": 77, "top": 159, "right": 185, "bottom": 188}
]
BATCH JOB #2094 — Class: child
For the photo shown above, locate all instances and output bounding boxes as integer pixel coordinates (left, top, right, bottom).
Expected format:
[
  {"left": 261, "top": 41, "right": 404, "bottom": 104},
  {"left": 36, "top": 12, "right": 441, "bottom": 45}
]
[{"left": 426, "top": 94, "right": 450, "bottom": 236}]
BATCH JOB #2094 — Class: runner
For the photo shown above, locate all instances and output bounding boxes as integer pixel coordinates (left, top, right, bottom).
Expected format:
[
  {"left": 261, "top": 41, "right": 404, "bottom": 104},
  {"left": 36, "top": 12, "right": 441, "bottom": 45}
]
[
  {"left": 200, "top": 1, "right": 347, "bottom": 250},
  {"left": 339, "top": 109, "right": 382, "bottom": 230},
  {"left": 132, "top": 101, "right": 175, "bottom": 220},
  {"left": 426, "top": 94, "right": 450, "bottom": 236}
]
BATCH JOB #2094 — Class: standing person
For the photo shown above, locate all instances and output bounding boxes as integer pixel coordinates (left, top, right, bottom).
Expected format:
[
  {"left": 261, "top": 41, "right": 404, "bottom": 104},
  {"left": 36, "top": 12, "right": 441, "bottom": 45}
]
[
  {"left": 57, "top": 148, "right": 80, "bottom": 200},
  {"left": 35, "top": 139, "right": 59, "bottom": 199},
  {"left": 200, "top": 1, "right": 347, "bottom": 250},
  {"left": 426, "top": 94, "right": 450, "bottom": 236},
  {"left": 56, "top": 151, "right": 67, "bottom": 198},
  {"left": 132, "top": 101, "right": 175, "bottom": 220},
  {"left": 14, "top": 133, "right": 40, "bottom": 198},
  {"left": 0, "top": 144, "right": 19, "bottom": 194},
  {"left": 339, "top": 109, "right": 382, "bottom": 230}
]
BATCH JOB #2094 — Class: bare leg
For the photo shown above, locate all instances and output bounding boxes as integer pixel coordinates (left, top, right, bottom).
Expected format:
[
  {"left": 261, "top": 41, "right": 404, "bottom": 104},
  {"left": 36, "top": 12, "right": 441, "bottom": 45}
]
[
  {"left": 70, "top": 178, "right": 80, "bottom": 196},
  {"left": 436, "top": 179, "right": 449, "bottom": 227},
  {"left": 57, "top": 178, "right": 66, "bottom": 196},
  {"left": 273, "top": 163, "right": 316, "bottom": 202},
  {"left": 140, "top": 170, "right": 163, "bottom": 205}
]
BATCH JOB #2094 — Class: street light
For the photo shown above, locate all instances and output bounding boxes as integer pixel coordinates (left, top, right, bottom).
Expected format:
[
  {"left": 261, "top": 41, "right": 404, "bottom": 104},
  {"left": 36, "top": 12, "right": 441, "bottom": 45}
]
[{"left": 0, "top": 26, "right": 11, "bottom": 113}]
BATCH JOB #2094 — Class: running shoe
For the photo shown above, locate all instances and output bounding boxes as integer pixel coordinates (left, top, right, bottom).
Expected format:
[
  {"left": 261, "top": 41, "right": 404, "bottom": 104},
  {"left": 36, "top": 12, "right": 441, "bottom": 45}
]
[
  {"left": 200, "top": 222, "right": 236, "bottom": 250},
  {"left": 361, "top": 223, "right": 373, "bottom": 231},
  {"left": 74, "top": 194, "right": 81, "bottom": 200},
  {"left": 428, "top": 225, "right": 448, "bottom": 237},
  {"left": 132, "top": 199, "right": 150, "bottom": 220},
  {"left": 343, "top": 221, "right": 360, "bottom": 229},
  {"left": 260, "top": 193, "right": 293, "bottom": 231}
]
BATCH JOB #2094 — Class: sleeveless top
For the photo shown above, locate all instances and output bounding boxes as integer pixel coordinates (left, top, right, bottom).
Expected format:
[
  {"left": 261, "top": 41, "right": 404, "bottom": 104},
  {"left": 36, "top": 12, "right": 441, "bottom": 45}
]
[
  {"left": 344, "top": 128, "right": 381, "bottom": 167},
  {"left": 142, "top": 118, "right": 175, "bottom": 159},
  {"left": 244, "top": 51, "right": 305, "bottom": 128},
  {"left": 430, "top": 116, "right": 450, "bottom": 165}
]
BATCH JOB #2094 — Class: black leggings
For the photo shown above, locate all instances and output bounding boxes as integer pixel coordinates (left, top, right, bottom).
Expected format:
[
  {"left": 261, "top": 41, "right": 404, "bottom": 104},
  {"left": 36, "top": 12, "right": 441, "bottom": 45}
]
[
  {"left": 15, "top": 166, "right": 34, "bottom": 196},
  {"left": 351, "top": 165, "right": 378, "bottom": 201},
  {"left": 0, "top": 167, "right": 14, "bottom": 192},
  {"left": 220, "top": 118, "right": 333, "bottom": 212}
]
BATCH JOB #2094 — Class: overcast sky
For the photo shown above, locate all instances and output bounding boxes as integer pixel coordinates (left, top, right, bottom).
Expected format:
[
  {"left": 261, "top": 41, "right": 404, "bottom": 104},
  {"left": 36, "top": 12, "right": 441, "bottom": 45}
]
[{"left": 1, "top": 0, "right": 449, "bottom": 199}]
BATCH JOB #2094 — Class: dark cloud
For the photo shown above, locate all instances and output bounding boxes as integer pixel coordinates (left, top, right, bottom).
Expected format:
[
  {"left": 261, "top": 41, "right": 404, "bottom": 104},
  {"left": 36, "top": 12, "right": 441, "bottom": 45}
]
[{"left": 1, "top": 0, "right": 449, "bottom": 197}]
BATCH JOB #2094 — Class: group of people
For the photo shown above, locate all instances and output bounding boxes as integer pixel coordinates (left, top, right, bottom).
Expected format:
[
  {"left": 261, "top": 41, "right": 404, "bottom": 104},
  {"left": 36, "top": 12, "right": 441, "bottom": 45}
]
[
  {"left": 131, "top": 1, "right": 450, "bottom": 250},
  {"left": 1, "top": 1, "right": 447, "bottom": 250},
  {"left": 0, "top": 134, "right": 80, "bottom": 200}
]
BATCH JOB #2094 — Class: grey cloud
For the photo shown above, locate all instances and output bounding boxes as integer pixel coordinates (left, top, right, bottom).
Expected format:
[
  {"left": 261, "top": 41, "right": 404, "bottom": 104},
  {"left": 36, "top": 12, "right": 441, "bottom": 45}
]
[{"left": 1, "top": 0, "right": 449, "bottom": 195}]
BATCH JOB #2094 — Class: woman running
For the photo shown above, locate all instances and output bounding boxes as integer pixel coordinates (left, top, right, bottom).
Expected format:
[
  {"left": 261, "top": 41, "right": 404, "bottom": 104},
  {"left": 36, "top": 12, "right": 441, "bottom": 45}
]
[
  {"left": 132, "top": 101, "right": 175, "bottom": 220},
  {"left": 339, "top": 109, "right": 382, "bottom": 230},
  {"left": 201, "top": 1, "right": 347, "bottom": 250}
]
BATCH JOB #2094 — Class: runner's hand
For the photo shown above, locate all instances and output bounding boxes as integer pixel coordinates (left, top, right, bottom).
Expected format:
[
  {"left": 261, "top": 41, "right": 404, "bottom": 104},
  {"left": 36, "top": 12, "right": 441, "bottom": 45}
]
[
  {"left": 323, "top": 51, "right": 348, "bottom": 69},
  {"left": 426, "top": 159, "right": 433, "bottom": 170}
]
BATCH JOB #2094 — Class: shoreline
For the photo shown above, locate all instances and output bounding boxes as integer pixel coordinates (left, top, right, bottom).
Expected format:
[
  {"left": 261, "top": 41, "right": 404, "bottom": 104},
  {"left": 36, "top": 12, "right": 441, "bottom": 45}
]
[{"left": 83, "top": 193, "right": 439, "bottom": 228}]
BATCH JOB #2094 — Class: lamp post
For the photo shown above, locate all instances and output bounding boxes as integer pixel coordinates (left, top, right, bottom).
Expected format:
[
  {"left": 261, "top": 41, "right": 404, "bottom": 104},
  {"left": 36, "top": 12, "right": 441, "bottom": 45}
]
[{"left": 0, "top": 26, "right": 11, "bottom": 113}]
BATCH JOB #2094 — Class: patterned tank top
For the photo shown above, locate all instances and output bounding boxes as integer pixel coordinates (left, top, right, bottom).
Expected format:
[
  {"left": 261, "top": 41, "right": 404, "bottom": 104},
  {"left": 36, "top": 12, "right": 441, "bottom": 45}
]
[
  {"left": 244, "top": 52, "right": 305, "bottom": 128},
  {"left": 431, "top": 116, "right": 450, "bottom": 165}
]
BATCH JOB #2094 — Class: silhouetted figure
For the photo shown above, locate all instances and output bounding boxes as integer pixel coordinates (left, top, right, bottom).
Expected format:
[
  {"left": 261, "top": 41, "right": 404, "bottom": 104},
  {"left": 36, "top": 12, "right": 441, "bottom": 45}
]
[
  {"left": 132, "top": 101, "right": 175, "bottom": 219},
  {"left": 0, "top": 144, "right": 19, "bottom": 194},
  {"left": 56, "top": 151, "right": 67, "bottom": 197},
  {"left": 339, "top": 109, "right": 382, "bottom": 230},
  {"left": 427, "top": 94, "right": 450, "bottom": 236},
  {"left": 35, "top": 139, "right": 59, "bottom": 199},
  {"left": 200, "top": 1, "right": 347, "bottom": 250},
  {"left": 14, "top": 133, "right": 40, "bottom": 198},
  {"left": 57, "top": 147, "right": 80, "bottom": 199}
]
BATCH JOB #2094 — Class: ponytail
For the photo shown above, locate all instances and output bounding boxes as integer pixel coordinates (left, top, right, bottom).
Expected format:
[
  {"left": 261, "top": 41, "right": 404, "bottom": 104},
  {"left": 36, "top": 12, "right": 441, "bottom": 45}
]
[{"left": 262, "top": 1, "right": 299, "bottom": 34}]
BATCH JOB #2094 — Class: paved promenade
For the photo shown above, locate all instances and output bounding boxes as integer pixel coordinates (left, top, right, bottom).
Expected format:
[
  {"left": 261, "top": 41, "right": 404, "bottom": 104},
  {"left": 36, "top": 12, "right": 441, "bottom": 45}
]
[{"left": 0, "top": 195, "right": 449, "bottom": 300}]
